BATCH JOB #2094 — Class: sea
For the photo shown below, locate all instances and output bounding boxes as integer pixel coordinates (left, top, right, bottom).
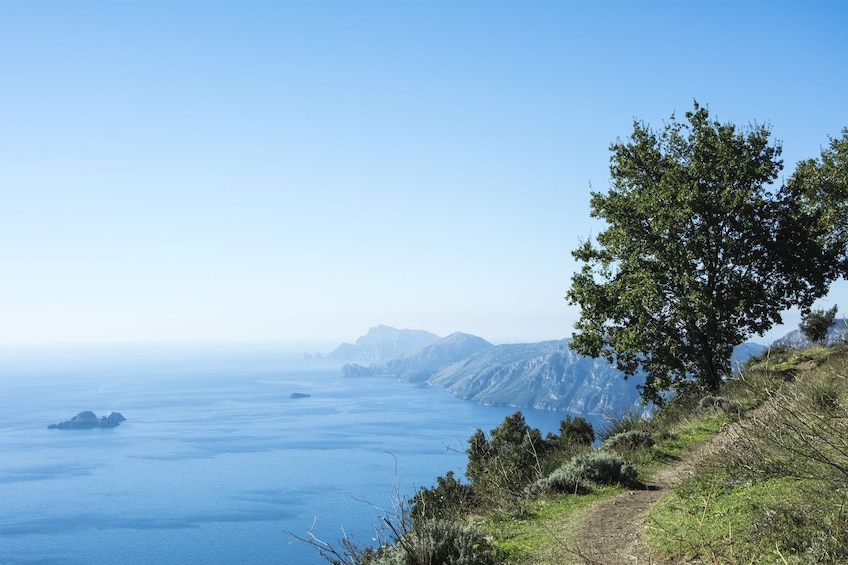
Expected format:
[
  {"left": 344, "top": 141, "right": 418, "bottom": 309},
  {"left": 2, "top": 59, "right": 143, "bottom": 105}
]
[{"left": 0, "top": 343, "right": 598, "bottom": 565}]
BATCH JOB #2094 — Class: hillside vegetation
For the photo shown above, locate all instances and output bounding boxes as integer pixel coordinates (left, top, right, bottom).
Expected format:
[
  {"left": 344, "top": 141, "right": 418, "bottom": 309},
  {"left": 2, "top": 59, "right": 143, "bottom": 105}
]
[
  {"left": 292, "top": 339, "right": 848, "bottom": 564},
  {"left": 644, "top": 340, "right": 848, "bottom": 563}
]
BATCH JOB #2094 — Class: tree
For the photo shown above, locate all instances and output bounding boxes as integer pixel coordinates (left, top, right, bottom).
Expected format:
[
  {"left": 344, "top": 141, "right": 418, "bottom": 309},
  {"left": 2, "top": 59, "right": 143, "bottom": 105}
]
[
  {"left": 799, "top": 305, "right": 838, "bottom": 345},
  {"left": 547, "top": 415, "right": 594, "bottom": 450},
  {"left": 567, "top": 102, "right": 842, "bottom": 404},
  {"left": 784, "top": 128, "right": 848, "bottom": 279},
  {"left": 464, "top": 411, "right": 548, "bottom": 508}
]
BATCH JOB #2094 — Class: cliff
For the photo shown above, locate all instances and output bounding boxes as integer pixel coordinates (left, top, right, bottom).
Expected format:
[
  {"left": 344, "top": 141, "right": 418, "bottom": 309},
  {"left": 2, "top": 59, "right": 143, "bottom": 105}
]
[{"left": 337, "top": 326, "right": 767, "bottom": 415}]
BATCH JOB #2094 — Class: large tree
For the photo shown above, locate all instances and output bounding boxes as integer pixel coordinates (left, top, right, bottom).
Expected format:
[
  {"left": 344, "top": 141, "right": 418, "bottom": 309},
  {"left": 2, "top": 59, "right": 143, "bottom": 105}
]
[
  {"left": 567, "top": 102, "right": 843, "bottom": 404},
  {"left": 783, "top": 128, "right": 848, "bottom": 279}
]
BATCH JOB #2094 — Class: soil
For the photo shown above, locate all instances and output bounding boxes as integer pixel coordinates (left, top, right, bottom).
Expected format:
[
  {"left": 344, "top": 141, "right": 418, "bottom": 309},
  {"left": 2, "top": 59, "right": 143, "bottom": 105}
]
[
  {"left": 564, "top": 429, "right": 736, "bottom": 565},
  {"left": 567, "top": 458, "right": 693, "bottom": 564}
]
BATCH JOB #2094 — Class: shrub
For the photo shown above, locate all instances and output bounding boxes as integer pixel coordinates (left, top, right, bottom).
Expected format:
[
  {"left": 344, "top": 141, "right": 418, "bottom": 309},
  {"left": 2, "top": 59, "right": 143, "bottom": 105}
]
[
  {"left": 802, "top": 378, "right": 842, "bottom": 411},
  {"left": 410, "top": 471, "right": 473, "bottom": 523},
  {"left": 602, "top": 429, "right": 654, "bottom": 452},
  {"left": 551, "top": 415, "right": 595, "bottom": 447},
  {"left": 563, "top": 451, "right": 639, "bottom": 487},
  {"left": 367, "top": 519, "right": 501, "bottom": 565},
  {"left": 465, "top": 412, "right": 549, "bottom": 512},
  {"left": 697, "top": 395, "right": 741, "bottom": 415},
  {"left": 543, "top": 415, "right": 595, "bottom": 474},
  {"left": 525, "top": 465, "right": 583, "bottom": 497},
  {"left": 598, "top": 409, "right": 650, "bottom": 441}
]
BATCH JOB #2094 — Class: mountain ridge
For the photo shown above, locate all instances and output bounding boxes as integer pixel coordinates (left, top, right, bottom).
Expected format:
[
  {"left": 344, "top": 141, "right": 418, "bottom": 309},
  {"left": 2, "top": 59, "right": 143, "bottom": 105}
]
[{"left": 335, "top": 326, "right": 774, "bottom": 414}]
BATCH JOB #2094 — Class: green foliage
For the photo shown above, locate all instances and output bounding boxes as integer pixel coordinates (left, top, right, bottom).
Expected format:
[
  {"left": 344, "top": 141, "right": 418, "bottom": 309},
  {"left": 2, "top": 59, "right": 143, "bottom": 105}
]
[
  {"left": 543, "top": 415, "right": 595, "bottom": 471},
  {"left": 601, "top": 429, "right": 654, "bottom": 452},
  {"left": 526, "top": 466, "right": 583, "bottom": 497},
  {"left": 367, "top": 520, "right": 502, "bottom": 565},
  {"left": 549, "top": 415, "right": 595, "bottom": 448},
  {"left": 567, "top": 101, "right": 843, "bottom": 404},
  {"left": 410, "top": 471, "right": 473, "bottom": 523},
  {"left": 562, "top": 451, "right": 639, "bottom": 487},
  {"left": 465, "top": 411, "right": 550, "bottom": 512},
  {"left": 598, "top": 408, "right": 650, "bottom": 441},
  {"left": 697, "top": 395, "right": 741, "bottom": 415},
  {"left": 647, "top": 346, "right": 848, "bottom": 563},
  {"left": 784, "top": 128, "right": 848, "bottom": 280},
  {"left": 800, "top": 304, "right": 839, "bottom": 344}
]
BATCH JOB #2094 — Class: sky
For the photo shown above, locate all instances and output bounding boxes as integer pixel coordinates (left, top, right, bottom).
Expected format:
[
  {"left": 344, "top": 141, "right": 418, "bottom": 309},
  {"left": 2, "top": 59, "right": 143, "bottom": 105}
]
[{"left": 1, "top": 1, "right": 847, "bottom": 347}]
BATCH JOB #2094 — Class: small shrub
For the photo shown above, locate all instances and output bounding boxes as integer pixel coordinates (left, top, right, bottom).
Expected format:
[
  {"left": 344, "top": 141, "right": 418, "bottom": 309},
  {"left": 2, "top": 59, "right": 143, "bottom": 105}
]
[
  {"left": 465, "top": 412, "right": 549, "bottom": 513},
  {"left": 552, "top": 415, "right": 595, "bottom": 447},
  {"left": 525, "top": 466, "right": 583, "bottom": 497},
  {"left": 368, "top": 519, "right": 502, "bottom": 565},
  {"left": 598, "top": 408, "right": 650, "bottom": 441},
  {"left": 698, "top": 395, "right": 741, "bottom": 415},
  {"left": 602, "top": 429, "right": 655, "bottom": 452},
  {"left": 564, "top": 451, "right": 639, "bottom": 487}
]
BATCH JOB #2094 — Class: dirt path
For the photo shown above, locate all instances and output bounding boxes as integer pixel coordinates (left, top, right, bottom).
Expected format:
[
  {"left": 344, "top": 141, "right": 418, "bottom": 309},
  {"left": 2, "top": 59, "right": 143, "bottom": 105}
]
[
  {"left": 567, "top": 459, "right": 690, "bottom": 564},
  {"left": 564, "top": 428, "right": 737, "bottom": 565}
]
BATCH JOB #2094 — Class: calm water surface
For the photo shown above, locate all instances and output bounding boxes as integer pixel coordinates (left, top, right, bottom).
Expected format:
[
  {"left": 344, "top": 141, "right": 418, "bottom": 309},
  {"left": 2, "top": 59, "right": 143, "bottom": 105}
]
[{"left": 0, "top": 345, "right": 590, "bottom": 564}]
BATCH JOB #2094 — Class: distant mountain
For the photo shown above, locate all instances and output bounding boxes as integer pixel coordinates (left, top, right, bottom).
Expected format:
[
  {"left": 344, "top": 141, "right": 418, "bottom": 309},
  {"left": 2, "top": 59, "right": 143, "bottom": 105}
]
[
  {"left": 336, "top": 326, "right": 767, "bottom": 415},
  {"left": 328, "top": 325, "right": 441, "bottom": 362},
  {"left": 342, "top": 332, "right": 493, "bottom": 383},
  {"left": 429, "top": 339, "right": 644, "bottom": 414},
  {"left": 772, "top": 319, "right": 848, "bottom": 349},
  {"left": 731, "top": 342, "right": 768, "bottom": 368}
]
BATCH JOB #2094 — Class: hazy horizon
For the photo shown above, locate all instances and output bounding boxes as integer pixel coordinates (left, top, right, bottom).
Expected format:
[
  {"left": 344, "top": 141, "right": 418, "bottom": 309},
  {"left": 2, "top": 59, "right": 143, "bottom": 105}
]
[{"left": 2, "top": 2, "right": 846, "bottom": 347}]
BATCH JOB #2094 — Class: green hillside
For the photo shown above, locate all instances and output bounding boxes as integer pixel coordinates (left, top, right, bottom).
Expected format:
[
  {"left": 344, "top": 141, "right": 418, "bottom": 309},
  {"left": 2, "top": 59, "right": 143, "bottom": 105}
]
[{"left": 491, "top": 340, "right": 848, "bottom": 564}]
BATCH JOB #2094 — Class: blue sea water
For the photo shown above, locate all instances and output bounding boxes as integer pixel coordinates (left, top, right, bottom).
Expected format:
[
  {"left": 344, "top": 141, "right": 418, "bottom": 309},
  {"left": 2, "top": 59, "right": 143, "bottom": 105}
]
[{"left": 0, "top": 344, "right": 593, "bottom": 565}]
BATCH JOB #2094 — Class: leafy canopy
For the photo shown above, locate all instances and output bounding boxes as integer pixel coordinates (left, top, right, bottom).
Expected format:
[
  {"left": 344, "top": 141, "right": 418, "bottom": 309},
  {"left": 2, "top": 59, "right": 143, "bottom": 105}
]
[
  {"left": 784, "top": 127, "right": 848, "bottom": 279},
  {"left": 567, "top": 102, "right": 844, "bottom": 404},
  {"left": 799, "top": 305, "right": 838, "bottom": 345}
]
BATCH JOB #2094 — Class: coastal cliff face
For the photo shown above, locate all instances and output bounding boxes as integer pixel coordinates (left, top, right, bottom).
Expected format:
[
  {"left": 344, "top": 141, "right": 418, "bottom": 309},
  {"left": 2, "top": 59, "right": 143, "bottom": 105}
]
[
  {"left": 428, "top": 340, "right": 643, "bottom": 413},
  {"left": 365, "top": 332, "right": 493, "bottom": 383},
  {"left": 337, "top": 326, "right": 769, "bottom": 415},
  {"left": 328, "top": 325, "right": 440, "bottom": 362}
]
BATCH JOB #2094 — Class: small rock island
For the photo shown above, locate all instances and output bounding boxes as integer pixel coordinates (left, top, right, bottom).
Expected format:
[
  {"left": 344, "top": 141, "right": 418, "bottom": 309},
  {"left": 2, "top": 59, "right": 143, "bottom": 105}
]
[
  {"left": 289, "top": 392, "right": 311, "bottom": 399},
  {"left": 48, "top": 411, "right": 126, "bottom": 429}
]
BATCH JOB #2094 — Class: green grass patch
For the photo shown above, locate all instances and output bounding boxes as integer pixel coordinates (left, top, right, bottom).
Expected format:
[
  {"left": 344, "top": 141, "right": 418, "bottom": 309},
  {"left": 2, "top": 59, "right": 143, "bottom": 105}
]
[
  {"left": 647, "top": 474, "right": 839, "bottom": 563},
  {"left": 638, "top": 414, "right": 728, "bottom": 475},
  {"left": 488, "top": 485, "right": 623, "bottom": 564}
]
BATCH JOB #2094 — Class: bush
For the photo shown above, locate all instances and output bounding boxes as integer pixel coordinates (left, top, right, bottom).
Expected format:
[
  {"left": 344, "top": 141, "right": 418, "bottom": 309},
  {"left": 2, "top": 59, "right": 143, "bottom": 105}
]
[
  {"left": 562, "top": 451, "right": 639, "bottom": 487},
  {"left": 550, "top": 415, "right": 595, "bottom": 447},
  {"left": 598, "top": 409, "right": 650, "bottom": 441},
  {"left": 367, "top": 520, "right": 502, "bottom": 565},
  {"left": 602, "top": 429, "right": 655, "bottom": 452},
  {"left": 465, "top": 412, "right": 549, "bottom": 512},
  {"left": 525, "top": 466, "right": 583, "bottom": 497},
  {"left": 697, "top": 395, "right": 741, "bottom": 415},
  {"left": 410, "top": 471, "right": 473, "bottom": 523},
  {"left": 802, "top": 378, "right": 842, "bottom": 411}
]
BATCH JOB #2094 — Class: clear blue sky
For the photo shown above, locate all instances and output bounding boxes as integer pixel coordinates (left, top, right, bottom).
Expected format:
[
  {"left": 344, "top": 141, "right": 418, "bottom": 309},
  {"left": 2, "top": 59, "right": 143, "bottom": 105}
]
[{"left": 2, "top": 1, "right": 846, "bottom": 346}]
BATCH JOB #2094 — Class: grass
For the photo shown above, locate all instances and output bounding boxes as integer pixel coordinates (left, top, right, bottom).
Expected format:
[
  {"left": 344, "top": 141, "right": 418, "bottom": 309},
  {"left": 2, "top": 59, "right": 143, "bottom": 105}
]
[
  {"left": 484, "top": 343, "right": 847, "bottom": 564},
  {"left": 641, "top": 342, "right": 848, "bottom": 564},
  {"left": 648, "top": 476, "right": 808, "bottom": 563},
  {"left": 648, "top": 413, "right": 727, "bottom": 460}
]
